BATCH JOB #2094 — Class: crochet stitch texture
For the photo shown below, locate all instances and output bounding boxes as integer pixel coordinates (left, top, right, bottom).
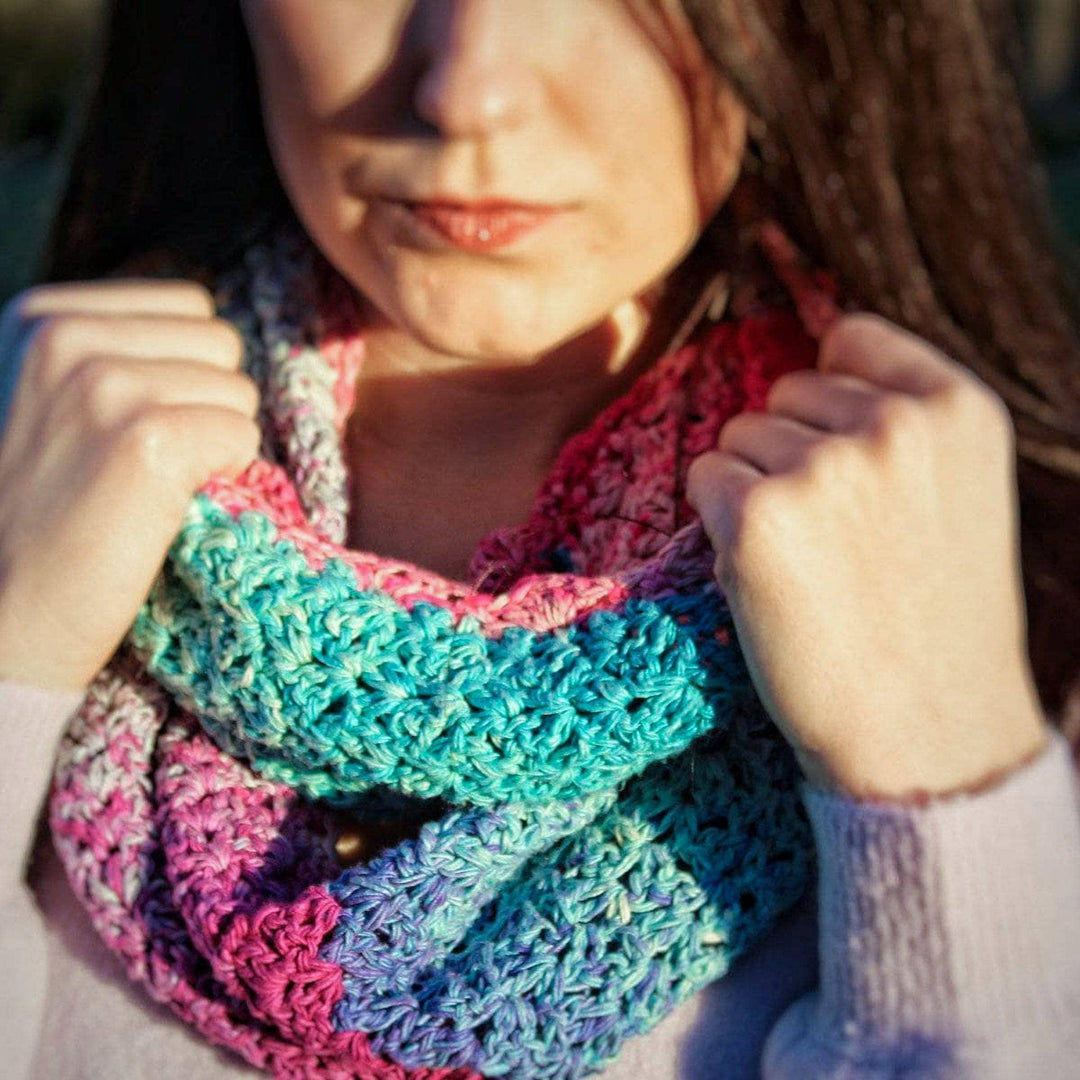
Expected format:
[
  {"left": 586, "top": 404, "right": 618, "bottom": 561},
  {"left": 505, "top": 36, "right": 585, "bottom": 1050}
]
[{"left": 50, "top": 229, "right": 829, "bottom": 1079}]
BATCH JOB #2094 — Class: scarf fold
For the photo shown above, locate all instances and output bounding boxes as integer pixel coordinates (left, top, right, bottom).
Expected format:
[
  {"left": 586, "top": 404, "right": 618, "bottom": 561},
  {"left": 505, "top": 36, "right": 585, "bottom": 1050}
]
[{"left": 50, "top": 227, "right": 835, "bottom": 1080}]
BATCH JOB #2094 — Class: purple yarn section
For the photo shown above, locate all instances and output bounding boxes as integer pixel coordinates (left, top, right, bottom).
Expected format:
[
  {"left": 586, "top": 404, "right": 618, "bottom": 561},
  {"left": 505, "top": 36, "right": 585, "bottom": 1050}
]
[
  {"left": 50, "top": 657, "right": 479, "bottom": 1080},
  {"left": 48, "top": 227, "right": 837, "bottom": 1079},
  {"left": 320, "top": 706, "right": 812, "bottom": 1078}
]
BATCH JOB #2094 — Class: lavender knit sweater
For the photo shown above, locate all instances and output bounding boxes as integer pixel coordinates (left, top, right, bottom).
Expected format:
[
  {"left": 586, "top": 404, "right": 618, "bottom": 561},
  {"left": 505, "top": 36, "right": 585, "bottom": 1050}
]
[{"left": 3, "top": 681, "right": 1079, "bottom": 1079}]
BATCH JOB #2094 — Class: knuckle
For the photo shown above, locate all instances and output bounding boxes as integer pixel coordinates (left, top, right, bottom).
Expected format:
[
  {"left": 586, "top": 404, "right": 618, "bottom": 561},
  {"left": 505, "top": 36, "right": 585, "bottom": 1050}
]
[
  {"left": 117, "top": 407, "right": 175, "bottom": 473},
  {"left": 802, "top": 434, "right": 857, "bottom": 483},
  {"left": 716, "top": 411, "right": 755, "bottom": 451},
  {"left": 180, "top": 281, "right": 216, "bottom": 316},
  {"left": 237, "top": 375, "right": 261, "bottom": 417},
  {"left": 1, "top": 284, "right": 68, "bottom": 330},
  {"left": 66, "top": 357, "right": 132, "bottom": 426},
  {"left": 156, "top": 279, "right": 215, "bottom": 317},
  {"left": 864, "top": 392, "right": 925, "bottom": 445},
  {"left": 735, "top": 478, "right": 787, "bottom": 542},
  {"left": 27, "top": 314, "right": 98, "bottom": 371},
  {"left": 22, "top": 318, "right": 73, "bottom": 388},
  {"left": 938, "top": 378, "right": 1013, "bottom": 437},
  {"left": 239, "top": 416, "right": 262, "bottom": 457},
  {"left": 985, "top": 392, "right": 1016, "bottom": 446},
  {"left": 819, "top": 312, "right": 888, "bottom": 368},
  {"left": 764, "top": 370, "right": 805, "bottom": 411}
]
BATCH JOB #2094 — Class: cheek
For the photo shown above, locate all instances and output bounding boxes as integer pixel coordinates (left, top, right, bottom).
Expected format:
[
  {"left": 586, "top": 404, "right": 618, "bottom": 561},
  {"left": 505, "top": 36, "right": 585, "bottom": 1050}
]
[
  {"left": 595, "top": 88, "right": 708, "bottom": 286},
  {"left": 242, "top": 1, "right": 406, "bottom": 212},
  {"left": 620, "top": 0, "right": 749, "bottom": 221}
]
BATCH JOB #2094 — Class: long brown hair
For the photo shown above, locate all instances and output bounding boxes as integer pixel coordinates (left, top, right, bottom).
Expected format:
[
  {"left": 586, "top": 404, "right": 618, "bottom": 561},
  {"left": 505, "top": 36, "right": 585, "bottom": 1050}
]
[{"left": 44, "top": 0, "right": 1080, "bottom": 733}]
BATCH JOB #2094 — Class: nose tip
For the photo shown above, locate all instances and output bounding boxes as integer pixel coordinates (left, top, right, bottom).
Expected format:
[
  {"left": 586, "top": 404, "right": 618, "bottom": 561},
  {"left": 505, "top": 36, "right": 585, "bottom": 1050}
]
[
  {"left": 411, "top": 0, "right": 537, "bottom": 137},
  {"left": 413, "top": 61, "right": 531, "bottom": 135}
]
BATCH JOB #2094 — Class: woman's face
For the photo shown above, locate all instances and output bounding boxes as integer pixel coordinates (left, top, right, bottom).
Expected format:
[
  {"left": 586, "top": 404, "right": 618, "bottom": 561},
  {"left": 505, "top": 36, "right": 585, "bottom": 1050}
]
[{"left": 240, "top": 0, "right": 746, "bottom": 362}]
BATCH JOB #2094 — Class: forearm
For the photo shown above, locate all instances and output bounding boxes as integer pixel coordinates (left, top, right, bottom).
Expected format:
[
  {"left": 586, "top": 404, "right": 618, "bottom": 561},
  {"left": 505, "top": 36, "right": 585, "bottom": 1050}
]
[{"left": 765, "top": 727, "right": 1080, "bottom": 1077}]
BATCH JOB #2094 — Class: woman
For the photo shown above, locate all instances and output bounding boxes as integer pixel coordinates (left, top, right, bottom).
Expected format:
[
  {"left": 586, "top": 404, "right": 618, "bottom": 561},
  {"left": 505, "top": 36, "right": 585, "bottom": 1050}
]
[{"left": 1, "top": 1, "right": 1079, "bottom": 1077}]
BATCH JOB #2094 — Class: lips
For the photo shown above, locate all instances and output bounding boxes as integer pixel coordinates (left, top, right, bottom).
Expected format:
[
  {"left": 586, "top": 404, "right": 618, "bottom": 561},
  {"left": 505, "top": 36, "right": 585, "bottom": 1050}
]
[{"left": 398, "top": 200, "right": 561, "bottom": 252}]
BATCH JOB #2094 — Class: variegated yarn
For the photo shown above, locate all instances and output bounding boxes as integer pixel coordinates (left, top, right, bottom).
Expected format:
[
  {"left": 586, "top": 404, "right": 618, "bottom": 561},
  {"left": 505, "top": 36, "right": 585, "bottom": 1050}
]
[{"left": 50, "top": 225, "right": 836, "bottom": 1079}]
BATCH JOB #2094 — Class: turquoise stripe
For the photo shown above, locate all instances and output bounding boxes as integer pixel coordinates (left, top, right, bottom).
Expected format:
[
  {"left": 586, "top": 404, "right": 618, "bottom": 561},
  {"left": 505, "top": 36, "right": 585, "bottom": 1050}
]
[
  {"left": 323, "top": 722, "right": 813, "bottom": 1077},
  {"left": 131, "top": 494, "right": 751, "bottom": 807}
]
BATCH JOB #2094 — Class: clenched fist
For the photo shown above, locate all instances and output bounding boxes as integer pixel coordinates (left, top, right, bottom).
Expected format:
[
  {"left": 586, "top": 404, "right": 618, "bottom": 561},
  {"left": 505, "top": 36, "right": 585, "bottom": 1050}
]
[
  {"left": 0, "top": 281, "right": 261, "bottom": 692},
  {"left": 687, "top": 313, "right": 1048, "bottom": 800}
]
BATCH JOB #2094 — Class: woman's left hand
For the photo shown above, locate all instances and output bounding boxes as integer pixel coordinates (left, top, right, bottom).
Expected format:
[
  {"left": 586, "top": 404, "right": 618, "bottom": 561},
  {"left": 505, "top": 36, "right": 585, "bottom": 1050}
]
[{"left": 687, "top": 313, "right": 1049, "bottom": 800}]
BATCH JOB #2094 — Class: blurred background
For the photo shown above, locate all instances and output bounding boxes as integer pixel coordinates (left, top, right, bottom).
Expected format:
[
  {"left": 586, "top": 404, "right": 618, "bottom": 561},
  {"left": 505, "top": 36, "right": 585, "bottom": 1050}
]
[{"left": 0, "top": 0, "right": 1077, "bottom": 305}]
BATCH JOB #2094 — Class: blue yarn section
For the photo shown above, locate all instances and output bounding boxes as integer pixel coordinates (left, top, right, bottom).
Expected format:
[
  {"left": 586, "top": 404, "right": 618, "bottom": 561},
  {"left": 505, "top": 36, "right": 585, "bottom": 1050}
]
[
  {"left": 323, "top": 710, "right": 813, "bottom": 1078},
  {"left": 130, "top": 495, "right": 752, "bottom": 808}
]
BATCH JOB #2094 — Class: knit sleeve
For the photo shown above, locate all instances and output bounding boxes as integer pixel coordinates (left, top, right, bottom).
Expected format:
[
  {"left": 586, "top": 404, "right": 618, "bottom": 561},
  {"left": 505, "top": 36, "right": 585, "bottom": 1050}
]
[
  {"left": 763, "top": 728, "right": 1080, "bottom": 1079},
  {"left": 0, "top": 680, "right": 85, "bottom": 1080},
  {"left": 0, "top": 680, "right": 85, "bottom": 891}
]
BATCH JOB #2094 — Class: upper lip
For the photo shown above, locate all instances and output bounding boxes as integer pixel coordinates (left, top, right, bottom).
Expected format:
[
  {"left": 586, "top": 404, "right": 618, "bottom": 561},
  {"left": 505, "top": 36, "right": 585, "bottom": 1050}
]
[
  {"left": 396, "top": 196, "right": 567, "bottom": 212},
  {"left": 345, "top": 160, "right": 581, "bottom": 209}
]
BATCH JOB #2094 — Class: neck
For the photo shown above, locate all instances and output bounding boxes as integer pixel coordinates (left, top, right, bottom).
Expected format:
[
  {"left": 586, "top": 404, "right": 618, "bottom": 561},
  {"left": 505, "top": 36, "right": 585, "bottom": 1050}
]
[
  {"left": 352, "top": 298, "right": 658, "bottom": 456},
  {"left": 344, "top": 297, "right": 674, "bottom": 577}
]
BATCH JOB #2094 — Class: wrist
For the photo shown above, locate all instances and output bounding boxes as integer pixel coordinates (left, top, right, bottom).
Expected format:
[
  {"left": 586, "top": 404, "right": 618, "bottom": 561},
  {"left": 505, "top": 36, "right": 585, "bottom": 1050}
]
[
  {"left": 795, "top": 698, "right": 1050, "bottom": 803},
  {"left": 0, "top": 645, "right": 91, "bottom": 694},
  {"left": 0, "top": 598, "right": 94, "bottom": 693}
]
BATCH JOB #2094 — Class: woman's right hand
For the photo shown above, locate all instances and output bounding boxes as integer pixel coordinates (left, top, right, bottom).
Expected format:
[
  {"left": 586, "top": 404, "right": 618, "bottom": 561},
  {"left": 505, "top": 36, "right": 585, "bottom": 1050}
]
[{"left": 0, "top": 281, "right": 261, "bottom": 692}]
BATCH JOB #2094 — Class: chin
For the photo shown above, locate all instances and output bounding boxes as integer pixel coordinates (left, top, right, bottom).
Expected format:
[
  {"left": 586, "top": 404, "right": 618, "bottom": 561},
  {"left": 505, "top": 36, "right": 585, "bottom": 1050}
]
[
  {"left": 404, "top": 315, "right": 574, "bottom": 366},
  {"left": 384, "top": 277, "right": 602, "bottom": 365},
  {"left": 326, "top": 231, "right": 618, "bottom": 365}
]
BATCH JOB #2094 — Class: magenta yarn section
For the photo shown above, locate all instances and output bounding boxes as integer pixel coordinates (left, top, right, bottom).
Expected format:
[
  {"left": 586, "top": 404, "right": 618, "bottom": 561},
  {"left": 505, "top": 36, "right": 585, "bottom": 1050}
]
[
  {"left": 48, "top": 223, "right": 839, "bottom": 1077},
  {"left": 50, "top": 662, "right": 479, "bottom": 1080}
]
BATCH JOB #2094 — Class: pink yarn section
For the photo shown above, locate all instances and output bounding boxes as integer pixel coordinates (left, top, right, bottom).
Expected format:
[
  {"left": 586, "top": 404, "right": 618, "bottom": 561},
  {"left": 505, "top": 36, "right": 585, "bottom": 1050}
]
[
  {"left": 49, "top": 231, "right": 839, "bottom": 1077},
  {"left": 472, "top": 311, "right": 826, "bottom": 588},
  {"left": 202, "top": 309, "right": 822, "bottom": 640},
  {"left": 317, "top": 268, "right": 367, "bottom": 433},
  {"left": 50, "top": 660, "right": 479, "bottom": 1080}
]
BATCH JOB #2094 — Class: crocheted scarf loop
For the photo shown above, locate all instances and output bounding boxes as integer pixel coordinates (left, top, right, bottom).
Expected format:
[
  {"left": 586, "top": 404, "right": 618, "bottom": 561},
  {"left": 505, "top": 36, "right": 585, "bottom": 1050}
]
[{"left": 50, "top": 229, "right": 835, "bottom": 1080}]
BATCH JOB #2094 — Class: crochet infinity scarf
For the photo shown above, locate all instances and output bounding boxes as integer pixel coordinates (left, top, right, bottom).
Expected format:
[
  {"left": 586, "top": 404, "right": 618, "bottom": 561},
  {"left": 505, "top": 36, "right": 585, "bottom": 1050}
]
[{"left": 50, "top": 228, "right": 834, "bottom": 1080}]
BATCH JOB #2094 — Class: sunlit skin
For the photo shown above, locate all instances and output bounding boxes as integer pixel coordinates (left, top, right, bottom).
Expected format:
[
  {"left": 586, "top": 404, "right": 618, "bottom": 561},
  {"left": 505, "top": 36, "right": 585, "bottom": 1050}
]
[
  {"left": 0, "top": 0, "right": 1049, "bottom": 801},
  {"left": 239, "top": 0, "right": 742, "bottom": 365},
  {"left": 239, "top": 0, "right": 747, "bottom": 577}
]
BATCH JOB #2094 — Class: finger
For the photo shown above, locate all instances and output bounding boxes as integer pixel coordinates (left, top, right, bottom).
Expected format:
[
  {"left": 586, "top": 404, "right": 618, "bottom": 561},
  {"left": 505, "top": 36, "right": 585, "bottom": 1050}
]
[
  {"left": 110, "top": 403, "right": 261, "bottom": 503},
  {"left": 717, "top": 411, "right": 826, "bottom": 475},
  {"left": 24, "top": 313, "right": 245, "bottom": 391},
  {"left": 170, "top": 405, "right": 263, "bottom": 489},
  {"left": 766, "top": 369, "right": 883, "bottom": 434},
  {"left": 686, "top": 449, "right": 762, "bottom": 563},
  {"left": 818, "top": 313, "right": 957, "bottom": 397},
  {"left": 10, "top": 280, "right": 215, "bottom": 321},
  {"left": 54, "top": 357, "right": 261, "bottom": 429}
]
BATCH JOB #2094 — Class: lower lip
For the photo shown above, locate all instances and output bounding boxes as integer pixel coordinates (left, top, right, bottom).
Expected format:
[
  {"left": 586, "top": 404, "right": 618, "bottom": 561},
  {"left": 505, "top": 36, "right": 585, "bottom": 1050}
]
[{"left": 393, "top": 201, "right": 560, "bottom": 252}]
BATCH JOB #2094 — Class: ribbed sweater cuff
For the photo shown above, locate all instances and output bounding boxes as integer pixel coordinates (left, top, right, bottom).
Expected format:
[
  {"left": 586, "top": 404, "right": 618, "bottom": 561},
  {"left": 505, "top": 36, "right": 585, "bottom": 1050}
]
[{"left": 803, "top": 728, "right": 1080, "bottom": 1046}]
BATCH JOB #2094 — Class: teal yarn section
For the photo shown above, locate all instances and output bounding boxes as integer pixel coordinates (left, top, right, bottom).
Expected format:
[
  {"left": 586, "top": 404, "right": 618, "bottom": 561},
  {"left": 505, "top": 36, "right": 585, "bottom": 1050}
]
[
  {"left": 53, "top": 228, "right": 839, "bottom": 1080},
  {"left": 130, "top": 495, "right": 751, "bottom": 808},
  {"left": 323, "top": 712, "right": 813, "bottom": 1078}
]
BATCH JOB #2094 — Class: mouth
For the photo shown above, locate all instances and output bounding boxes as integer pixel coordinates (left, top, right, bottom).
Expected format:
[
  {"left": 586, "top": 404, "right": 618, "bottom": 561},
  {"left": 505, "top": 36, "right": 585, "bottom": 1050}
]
[{"left": 388, "top": 199, "right": 563, "bottom": 252}]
